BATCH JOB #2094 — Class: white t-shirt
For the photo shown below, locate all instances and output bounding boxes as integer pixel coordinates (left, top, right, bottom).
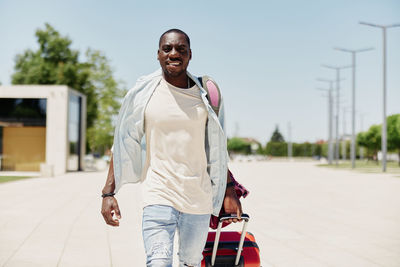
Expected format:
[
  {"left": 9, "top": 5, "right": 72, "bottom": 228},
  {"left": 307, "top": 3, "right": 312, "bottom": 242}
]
[{"left": 141, "top": 78, "right": 213, "bottom": 214}]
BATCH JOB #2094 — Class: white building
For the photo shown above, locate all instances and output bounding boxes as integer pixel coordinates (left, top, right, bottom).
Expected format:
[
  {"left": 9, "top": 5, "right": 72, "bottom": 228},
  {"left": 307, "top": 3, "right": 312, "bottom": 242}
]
[{"left": 0, "top": 85, "right": 86, "bottom": 176}]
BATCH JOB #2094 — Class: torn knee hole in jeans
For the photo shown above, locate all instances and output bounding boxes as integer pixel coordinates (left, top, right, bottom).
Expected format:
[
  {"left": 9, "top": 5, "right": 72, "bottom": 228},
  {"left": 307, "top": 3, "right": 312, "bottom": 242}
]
[{"left": 150, "top": 242, "right": 171, "bottom": 258}]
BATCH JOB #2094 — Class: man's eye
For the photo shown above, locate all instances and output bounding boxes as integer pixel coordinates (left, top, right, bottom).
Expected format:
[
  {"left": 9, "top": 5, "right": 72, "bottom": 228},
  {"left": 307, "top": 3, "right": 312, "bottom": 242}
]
[{"left": 163, "top": 47, "right": 171, "bottom": 52}]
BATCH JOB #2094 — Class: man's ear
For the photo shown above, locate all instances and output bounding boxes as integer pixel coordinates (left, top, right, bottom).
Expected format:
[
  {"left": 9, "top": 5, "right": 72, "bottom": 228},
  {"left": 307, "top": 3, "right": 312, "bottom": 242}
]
[
  {"left": 157, "top": 49, "right": 160, "bottom": 61},
  {"left": 189, "top": 49, "right": 192, "bottom": 60}
]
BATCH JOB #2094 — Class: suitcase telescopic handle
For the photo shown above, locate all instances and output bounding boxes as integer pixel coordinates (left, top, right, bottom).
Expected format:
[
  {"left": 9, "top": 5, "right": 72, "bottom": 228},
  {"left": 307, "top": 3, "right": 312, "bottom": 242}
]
[
  {"left": 211, "top": 213, "right": 250, "bottom": 266},
  {"left": 219, "top": 213, "right": 250, "bottom": 222}
]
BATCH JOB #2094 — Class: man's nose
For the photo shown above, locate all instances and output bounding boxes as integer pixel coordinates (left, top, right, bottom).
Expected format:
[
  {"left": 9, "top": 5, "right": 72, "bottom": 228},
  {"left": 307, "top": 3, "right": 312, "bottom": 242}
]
[{"left": 169, "top": 48, "right": 180, "bottom": 58}]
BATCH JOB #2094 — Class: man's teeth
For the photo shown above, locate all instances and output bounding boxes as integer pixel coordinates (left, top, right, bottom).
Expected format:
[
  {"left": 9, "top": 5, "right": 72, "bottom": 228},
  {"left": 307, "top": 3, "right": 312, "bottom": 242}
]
[{"left": 169, "top": 62, "right": 180, "bottom": 65}]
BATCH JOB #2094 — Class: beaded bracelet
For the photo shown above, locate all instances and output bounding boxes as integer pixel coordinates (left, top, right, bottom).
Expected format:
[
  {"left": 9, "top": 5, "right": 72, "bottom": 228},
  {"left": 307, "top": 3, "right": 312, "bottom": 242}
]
[{"left": 101, "top": 192, "right": 115, "bottom": 198}]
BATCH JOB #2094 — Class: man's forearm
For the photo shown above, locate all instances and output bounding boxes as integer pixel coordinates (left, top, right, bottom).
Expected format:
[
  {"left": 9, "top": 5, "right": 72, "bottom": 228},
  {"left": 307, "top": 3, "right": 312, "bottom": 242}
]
[
  {"left": 102, "top": 155, "right": 116, "bottom": 194},
  {"left": 223, "top": 169, "right": 242, "bottom": 220}
]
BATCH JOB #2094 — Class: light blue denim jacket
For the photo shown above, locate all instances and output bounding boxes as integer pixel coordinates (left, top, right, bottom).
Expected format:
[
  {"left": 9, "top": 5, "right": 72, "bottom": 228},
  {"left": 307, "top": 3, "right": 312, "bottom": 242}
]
[{"left": 112, "top": 69, "right": 228, "bottom": 216}]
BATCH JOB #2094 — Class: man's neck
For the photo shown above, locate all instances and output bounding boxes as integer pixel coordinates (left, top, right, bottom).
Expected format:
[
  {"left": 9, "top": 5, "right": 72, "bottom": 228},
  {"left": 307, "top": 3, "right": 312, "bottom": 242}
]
[{"left": 163, "top": 72, "right": 189, "bottom": 88}]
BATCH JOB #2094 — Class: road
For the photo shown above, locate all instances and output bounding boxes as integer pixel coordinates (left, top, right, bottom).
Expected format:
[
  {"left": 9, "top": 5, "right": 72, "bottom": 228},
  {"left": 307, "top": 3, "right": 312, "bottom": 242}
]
[{"left": 0, "top": 161, "right": 399, "bottom": 267}]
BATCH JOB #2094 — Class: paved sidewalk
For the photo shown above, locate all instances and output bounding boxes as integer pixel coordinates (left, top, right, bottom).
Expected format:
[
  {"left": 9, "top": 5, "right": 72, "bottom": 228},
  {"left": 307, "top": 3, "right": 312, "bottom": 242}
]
[{"left": 0, "top": 161, "right": 399, "bottom": 267}]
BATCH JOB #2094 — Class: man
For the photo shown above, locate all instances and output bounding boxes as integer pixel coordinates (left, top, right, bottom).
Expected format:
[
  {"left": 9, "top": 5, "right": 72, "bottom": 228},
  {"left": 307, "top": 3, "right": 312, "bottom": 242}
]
[{"left": 101, "top": 29, "right": 242, "bottom": 267}]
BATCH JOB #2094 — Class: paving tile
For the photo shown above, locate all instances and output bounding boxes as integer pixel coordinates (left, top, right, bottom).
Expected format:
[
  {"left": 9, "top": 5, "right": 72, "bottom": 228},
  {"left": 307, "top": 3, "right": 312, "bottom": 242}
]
[{"left": 1, "top": 162, "right": 400, "bottom": 267}]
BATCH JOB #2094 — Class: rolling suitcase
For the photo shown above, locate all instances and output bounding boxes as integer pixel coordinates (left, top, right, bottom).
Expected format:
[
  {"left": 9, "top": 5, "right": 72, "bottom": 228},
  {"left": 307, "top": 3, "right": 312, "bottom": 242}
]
[{"left": 202, "top": 214, "right": 260, "bottom": 267}]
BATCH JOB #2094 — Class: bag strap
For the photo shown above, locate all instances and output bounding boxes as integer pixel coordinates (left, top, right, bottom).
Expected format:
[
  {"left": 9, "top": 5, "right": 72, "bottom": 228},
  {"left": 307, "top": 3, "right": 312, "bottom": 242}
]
[{"left": 198, "top": 75, "right": 221, "bottom": 116}]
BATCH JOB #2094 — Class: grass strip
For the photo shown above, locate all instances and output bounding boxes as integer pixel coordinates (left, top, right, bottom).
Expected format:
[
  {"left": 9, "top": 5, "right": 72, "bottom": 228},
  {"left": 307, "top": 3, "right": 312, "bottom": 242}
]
[
  {"left": 0, "top": 176, "right": 33, "bottom": 184},
  {"left": 318, "top": 160, "right": 400, "bottom": 174}
]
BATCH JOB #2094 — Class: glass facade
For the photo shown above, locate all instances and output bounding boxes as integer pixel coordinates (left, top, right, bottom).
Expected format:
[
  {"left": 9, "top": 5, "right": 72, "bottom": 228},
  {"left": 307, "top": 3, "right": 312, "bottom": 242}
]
[
  {"left": 67, "top": 94, "right": 82, "bottom": 171},
  {"left": 0, "top": 98, "right": 46, "bottom": 126},
  {"left": 0, "top": 98, "right": 47, "bottom": 171}
]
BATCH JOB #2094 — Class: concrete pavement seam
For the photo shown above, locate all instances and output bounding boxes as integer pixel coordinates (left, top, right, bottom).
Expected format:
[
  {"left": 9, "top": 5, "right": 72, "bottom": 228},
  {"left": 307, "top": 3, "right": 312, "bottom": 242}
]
[
  {"left": 56, "top": 198, "right": 98, "bottom": 267},
  {"left": 106, "top": 227, "right": 113, "bottom": 267}
]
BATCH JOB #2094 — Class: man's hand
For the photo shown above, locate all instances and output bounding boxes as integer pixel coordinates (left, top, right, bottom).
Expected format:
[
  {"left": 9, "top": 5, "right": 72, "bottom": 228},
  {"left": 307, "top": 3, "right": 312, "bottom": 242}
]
[
  {"left": 101, "top": 196, "right": 121, "bottom": 227},
  {"left": 223, "top": 186, "right": 243, "bottom": 223}
]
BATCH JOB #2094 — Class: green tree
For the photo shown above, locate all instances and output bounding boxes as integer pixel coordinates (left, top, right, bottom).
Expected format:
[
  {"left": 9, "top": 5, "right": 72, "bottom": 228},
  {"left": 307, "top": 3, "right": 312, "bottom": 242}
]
[
  {"left": 387, "top": 114, "right": 400, "bottom": 165},
  {"left": 293, "top": 142, "right": 313, "bottom": 157},
  {"left": 270, "top": 125, "right": 285, "bottom": 142},
  {"left": 314, "top": 143, "right": 323, "bottom": 158},
  {"left": 227, "top": 137, "right": 251, "bottom": 154},
  {"left": 321, "top": 143, "right": 328, "bottom": 158},
  {"left": 265, "top": 142, "right": 287, "bottom": 156},
  {"left": 357, "top": 131, "right": 367, "bottom": 148},
  {"left": 357, "top": 124, "right": 381, "bottom": 162},
  {"left": 11, "top": 23, "right": 97, "bottom": 129},
  {"left": 86, "top": 49, "right": 126, "bottom": 154},
  {"left": 11, "top": 23, "right": 125, "bottom": 155}
]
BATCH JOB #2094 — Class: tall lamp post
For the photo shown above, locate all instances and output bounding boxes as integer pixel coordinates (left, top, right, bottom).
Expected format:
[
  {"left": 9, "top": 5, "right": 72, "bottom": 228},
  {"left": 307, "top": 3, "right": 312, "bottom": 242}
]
[
  {"left": 359, "top": 21, "right": 400, "bottom": 172},
  {"left": 334, "top": 47, "right": 373, "bottom": 169},
  {"left": 321, "top": 64, "right": 351, "bottom": 166},
  {"left": 317, "top": 78, "right": 335, "bottom": 164},
  {"left": 287, "top": 122, "right": 292, "bottom": 160},
  {"left": 342, "top": 106, "right": 351, "bottom": 161},
  {"left": 359, "top": 112, "right": 367, "bottom": 160}
]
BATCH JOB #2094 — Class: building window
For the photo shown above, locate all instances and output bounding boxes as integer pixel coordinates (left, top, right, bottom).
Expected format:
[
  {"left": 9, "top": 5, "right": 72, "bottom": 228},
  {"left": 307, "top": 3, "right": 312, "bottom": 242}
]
[
  {"left": 0, "top": 98, "right": 47, "bottom": 171},
  {"left": 67, "top": 94, "right": 82, "bottom": 171}
]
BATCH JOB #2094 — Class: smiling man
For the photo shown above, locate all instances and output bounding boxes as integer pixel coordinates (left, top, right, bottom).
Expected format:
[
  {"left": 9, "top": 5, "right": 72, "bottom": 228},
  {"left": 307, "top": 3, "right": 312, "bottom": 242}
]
[{"left": 101, "top": 29, "right": 242, "bottom": 267}]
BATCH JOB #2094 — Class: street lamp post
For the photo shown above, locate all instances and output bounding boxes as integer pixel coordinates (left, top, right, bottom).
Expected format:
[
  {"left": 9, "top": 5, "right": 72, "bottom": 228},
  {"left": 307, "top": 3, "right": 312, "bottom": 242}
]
[
  {"left": 342, "top": 106, "right": 350, "bottom": 161},
  {"left": 359, "top": 112, "right": 367, "bottom": 160},
  {"left": 334, "top": 47, "right": 373, "bottom": 169},
  {"left": 287, "top": 122, "right": 292, "bottom": 160},
  {"left": 321, "top": 64, "right": 351, "bottom": 166},
  {"left": 317, "top": 78, "right": 335, "bottom": 164},
  {"left": 359, "top": 21, "right": 400, "bottom": 172}
]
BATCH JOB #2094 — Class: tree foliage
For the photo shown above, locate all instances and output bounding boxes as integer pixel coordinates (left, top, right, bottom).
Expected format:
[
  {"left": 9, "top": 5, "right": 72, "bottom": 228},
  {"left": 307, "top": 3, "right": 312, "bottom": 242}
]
[
  {"left": 227, "top": 137, "right": 251, "bottom": 154},
  {"left": 270, "top": 125, "right": 285, "bottom": 142},
  {"left": 387, "top": 114, "right": 400, "bottom": 151},
  {"left": 86, "top": 49, "right": 126, "bottom": 154},
  {"left": 357, "top": 114, "right": 400, "bottom": 163},
  {"left": 263, "top": 142, "right": 321, "bottom": 157},
  {"left": 357, "top": 124, "right": 381, "bottom": 161},
  {"left": 265, "top": 142, "right": 287, "bottom": 156},
  {"left": 11, "top": 23, "right": 125, "bottom": 154},
  {"left": 12, "top": 23, "right": 97, "bottom": 127},
  {"left": 387, "top": 114, "right": 400, "bottom": 165}
]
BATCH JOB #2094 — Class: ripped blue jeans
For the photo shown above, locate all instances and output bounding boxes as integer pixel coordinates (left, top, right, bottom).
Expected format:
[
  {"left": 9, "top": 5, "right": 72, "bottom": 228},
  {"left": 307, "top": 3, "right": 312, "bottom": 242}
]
[{"left": 142, "top": 205, "right": 211, "bottom": 267}]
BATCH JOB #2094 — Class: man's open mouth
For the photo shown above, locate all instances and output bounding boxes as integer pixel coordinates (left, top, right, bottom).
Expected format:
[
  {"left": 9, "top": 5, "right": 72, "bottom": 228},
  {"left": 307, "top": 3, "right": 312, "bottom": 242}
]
[{"left": 167, "top": 61, "right": 181, "bottom": 66}]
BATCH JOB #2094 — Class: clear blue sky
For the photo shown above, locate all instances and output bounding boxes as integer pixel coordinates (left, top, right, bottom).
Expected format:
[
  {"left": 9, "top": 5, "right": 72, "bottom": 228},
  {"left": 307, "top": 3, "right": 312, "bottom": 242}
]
[{"left": 1, "top": 0, "right": 399, "bottom": 143}]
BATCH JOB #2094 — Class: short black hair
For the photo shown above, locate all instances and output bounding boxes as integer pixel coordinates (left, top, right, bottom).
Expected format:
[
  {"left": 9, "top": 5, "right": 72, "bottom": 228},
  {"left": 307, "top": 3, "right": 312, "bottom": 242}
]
[{"left": 159, "top": 29, "right": 190, "bottom": 48}]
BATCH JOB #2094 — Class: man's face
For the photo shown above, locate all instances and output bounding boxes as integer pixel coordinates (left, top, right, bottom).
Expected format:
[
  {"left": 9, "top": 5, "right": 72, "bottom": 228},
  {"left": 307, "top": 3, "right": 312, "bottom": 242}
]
[{"left": 158, "top": 32, "right": 191, "bottom": 78}]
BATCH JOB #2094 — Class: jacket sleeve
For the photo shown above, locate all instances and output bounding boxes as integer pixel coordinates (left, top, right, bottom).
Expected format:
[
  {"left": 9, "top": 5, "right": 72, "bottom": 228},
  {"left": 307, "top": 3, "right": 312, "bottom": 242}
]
[
  {"left": 218, "top": 95, "right": 226, "bottom": 134},
  {"left": 111, "top": 87, "right": 140, "bottom": 192}
]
